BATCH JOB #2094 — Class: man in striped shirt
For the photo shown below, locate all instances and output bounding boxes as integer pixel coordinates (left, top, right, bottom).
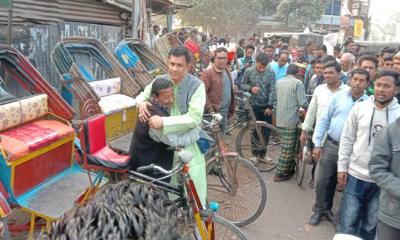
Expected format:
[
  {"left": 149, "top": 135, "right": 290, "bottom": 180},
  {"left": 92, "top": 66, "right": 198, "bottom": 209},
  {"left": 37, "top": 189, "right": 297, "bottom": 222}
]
[{"left": 273, "top": 64, "right": 308, "bottom": 182}]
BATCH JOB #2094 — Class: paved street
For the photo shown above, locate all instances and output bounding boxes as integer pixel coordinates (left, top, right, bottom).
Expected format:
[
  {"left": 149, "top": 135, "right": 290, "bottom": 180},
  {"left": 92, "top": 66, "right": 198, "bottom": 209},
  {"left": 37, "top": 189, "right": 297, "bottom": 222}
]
[
  {"left": 111, "top": 133, "right": 340, "bottom": 240},
  {"left": 242, "top": 165, "right": 340, "bottom": 240}
]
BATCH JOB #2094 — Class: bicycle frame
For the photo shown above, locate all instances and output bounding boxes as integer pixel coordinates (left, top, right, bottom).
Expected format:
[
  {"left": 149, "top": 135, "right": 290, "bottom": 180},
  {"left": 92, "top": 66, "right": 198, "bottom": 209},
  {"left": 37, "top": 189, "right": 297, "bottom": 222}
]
[
  {"left": 207, "top": 116, "right": 240, "bottom": 195},
  {"left": 227, "top": 92, "right": 267, "bottom": 149},
  {"left": 129, "top": 163, "right": 215, "bottom": 240}
]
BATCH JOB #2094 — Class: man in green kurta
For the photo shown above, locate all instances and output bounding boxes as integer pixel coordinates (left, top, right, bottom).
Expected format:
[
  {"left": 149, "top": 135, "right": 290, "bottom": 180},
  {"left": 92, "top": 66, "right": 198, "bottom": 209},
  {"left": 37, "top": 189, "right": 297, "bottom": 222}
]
[{"left": 135, "top": 46, "right": 207, "bottom": 203}]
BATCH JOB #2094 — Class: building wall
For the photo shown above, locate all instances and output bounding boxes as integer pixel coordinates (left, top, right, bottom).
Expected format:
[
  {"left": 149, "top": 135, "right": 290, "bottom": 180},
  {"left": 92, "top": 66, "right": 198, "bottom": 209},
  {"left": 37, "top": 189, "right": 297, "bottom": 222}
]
[{"left": 0, "top": 22, "right": 123, "bottom": 96}]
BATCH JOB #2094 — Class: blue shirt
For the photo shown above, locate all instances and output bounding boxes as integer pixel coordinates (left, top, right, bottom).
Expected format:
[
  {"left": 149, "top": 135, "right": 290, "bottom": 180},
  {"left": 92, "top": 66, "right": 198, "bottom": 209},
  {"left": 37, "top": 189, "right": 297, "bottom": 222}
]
[
  {"left": 269, "top": 61, "right": 288, "bottom": 80},
  {"left": 313, "top": 89, "right": 368, "bottom": 147}
]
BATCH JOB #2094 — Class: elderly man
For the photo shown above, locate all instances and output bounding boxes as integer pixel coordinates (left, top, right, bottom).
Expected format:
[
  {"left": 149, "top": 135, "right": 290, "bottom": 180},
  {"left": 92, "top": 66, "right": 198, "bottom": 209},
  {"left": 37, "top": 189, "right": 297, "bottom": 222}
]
[
  {"left": 136, "top": 46, "right": 207, "bottom": 203},
  {"left": 270, "top": 51, "right": 289, "bottom": 80},
  {"left": 340, "top": 52, "right": 356, "bottom": 75},
  {"left": 201, "top": 47, "right": 235, "bottom": 133}
]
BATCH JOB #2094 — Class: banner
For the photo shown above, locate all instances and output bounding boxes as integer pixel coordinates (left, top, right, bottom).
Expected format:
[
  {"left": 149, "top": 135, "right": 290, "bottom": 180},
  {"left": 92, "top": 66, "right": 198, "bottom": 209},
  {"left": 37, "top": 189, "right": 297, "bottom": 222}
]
[{"left": 354, "top": 19, "right": 364, "bottom": 38}]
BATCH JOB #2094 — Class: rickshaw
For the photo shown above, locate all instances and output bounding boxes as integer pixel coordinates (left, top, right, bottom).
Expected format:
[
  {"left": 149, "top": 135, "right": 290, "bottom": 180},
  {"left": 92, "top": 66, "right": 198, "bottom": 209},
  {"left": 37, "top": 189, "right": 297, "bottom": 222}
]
[
  {"left": 114, "top": 38, "right": 168, "bottom": 86},
  {"left": 0, "top": 45, "right": 109, "bottom": 238},
  {"left": 51, "top": 37, "right": 141, "bottom": 141}
]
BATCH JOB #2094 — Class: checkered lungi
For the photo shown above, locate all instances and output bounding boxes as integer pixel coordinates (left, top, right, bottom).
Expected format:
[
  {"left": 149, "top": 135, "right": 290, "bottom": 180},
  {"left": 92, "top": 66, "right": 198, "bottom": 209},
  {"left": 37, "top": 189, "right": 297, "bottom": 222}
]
[{"left": 275, "top": 127, "right": 298, "bottom": 177}]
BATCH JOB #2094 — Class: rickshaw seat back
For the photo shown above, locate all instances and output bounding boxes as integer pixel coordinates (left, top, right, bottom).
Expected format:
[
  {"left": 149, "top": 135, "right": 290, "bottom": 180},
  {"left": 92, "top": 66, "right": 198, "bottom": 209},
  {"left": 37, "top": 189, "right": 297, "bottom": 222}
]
[
  {"left": 83, "top": 114, "right": 130, "bottom": 169},
  {"left": 85, "top": 114, "right": 107, "bottom": 154}
]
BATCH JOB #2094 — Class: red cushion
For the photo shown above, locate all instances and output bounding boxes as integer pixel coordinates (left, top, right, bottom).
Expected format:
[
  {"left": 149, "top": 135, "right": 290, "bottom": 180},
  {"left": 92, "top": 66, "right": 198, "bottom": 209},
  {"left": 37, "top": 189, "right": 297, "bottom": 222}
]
[
  {"left": 88, "top": 146, "right": 130, "bottom": 169},
  {"left": 86, "top": 115, "right": 106, "bottom": 154},
  {"left": 1, "top": 120, "right": 74, "bottom": 161}
]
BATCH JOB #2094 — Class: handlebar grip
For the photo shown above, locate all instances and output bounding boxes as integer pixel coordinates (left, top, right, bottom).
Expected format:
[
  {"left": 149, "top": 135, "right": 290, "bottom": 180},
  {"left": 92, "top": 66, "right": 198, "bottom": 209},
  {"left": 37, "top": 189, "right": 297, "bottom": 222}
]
[{"left": 136, "top": 164, "right": 155, "bottom": 173}]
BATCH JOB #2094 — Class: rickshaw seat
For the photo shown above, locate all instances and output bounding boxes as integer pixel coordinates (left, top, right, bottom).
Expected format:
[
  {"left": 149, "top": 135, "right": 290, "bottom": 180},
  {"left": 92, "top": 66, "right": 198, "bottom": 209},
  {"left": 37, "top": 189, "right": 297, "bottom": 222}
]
[
  {"left": 87, "top": 77, "right": 136, "bottom": 115},
  {"left": 0, "top": 120, "right": 74, "bottom": 162},
  {"left": 0, "top": 94, "right": 74, "bottom": 162},
  {"left": 83, "top": 114, "right": 130, "bottom": 169}
]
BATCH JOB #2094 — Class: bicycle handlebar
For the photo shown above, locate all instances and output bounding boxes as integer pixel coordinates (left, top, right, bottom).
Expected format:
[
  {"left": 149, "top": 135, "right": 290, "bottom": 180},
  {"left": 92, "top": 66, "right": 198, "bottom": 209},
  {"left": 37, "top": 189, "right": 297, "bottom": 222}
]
[
  {"left": 135, "top": 150, "right": 193, "bottom": 175},
  {"left": 137, "top": 163, "right": 183, "bottom": 175}
]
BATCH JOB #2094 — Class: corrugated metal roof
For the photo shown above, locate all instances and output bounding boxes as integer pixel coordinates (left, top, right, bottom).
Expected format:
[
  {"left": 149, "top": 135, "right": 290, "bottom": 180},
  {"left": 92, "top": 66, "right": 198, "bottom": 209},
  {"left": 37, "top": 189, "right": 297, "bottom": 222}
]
[
  {"left": 0, "top": 0, "right": 127, "bottom": 26},
  {"left": 0, "top": 0, "right": 190, "bottom": 26},
  {"left": 110, "top": 0, "right": 190, "bottom": 14}
]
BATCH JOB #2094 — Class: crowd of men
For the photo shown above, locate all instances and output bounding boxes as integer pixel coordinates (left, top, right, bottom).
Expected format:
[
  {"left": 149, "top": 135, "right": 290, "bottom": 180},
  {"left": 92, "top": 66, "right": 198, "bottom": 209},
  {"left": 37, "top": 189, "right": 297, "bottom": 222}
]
[{"left": 135, "top": 28, "right": 400, "bottom": 240}]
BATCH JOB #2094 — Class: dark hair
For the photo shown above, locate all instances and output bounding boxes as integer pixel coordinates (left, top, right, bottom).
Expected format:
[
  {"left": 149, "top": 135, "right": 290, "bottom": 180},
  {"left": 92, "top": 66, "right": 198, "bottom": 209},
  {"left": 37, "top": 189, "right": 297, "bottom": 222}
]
[
  {"left": 281, "top": 44, "right": 289, "bottom": 51},
  {"left": 311, "top": 57, "right": 323, "bottom": 65},
  {"left": 286, "top": 64, "right": 299, "bottom": 75},
  {"left": 380, "top": 47, "right": 397, "bottom": 56},
  {"left": 256, "top": 53, "right": 269, "bottom": 66},
  {"left": 321, "top": 55, "right": 336, "bottom": 63},
  {"left": 383, "top": 54, "right": 395, "bottom": 62},
  {"left": 153, "top": 25, "right": 160, "bottom": 31},
  {"left": 278, "top": 50, "right": 289, "bottom": 57},
  {"left": 245, "top": 44, "right": 255, "bottom": 51},
  {"left": 358, "top": 55, "right": 379, "bottom": 68},
  {"left": 350, "top": 68, "right": 370, "bottom": 82},
  {"left": 334, "top": 45, "right": 341, "bottom": 52},
  {"left": 358, "top": 51, "right": 379, "bottom": 58},
  {"left": 376, "top": 70, "right": 400, "bottom": 86},
  {"left": 344, "top": 38, "right": 354, "bottom": 47},
  {"left": 239, "top": 39, "right": 245, "bottom": 45},
  {"left": 264, "top": 44, "right": 274, "bottom": 50},
  {"left": 316, "top": 45, "right": 327, "bottom": 53},
  {"left": 168, "top": 46, "right": 192, "bottom": 64},
  {"left": 323, "top": 60, "right": 341, "bottom": 72},
  {"left": 151, "top": 77, "right": 173, "bottom": 96},
  {"left": 271, "top": 39, "right": 279, "bottom": 45},
  {"left": 215, "top": 47, "right": 228, "bottom": 54}
]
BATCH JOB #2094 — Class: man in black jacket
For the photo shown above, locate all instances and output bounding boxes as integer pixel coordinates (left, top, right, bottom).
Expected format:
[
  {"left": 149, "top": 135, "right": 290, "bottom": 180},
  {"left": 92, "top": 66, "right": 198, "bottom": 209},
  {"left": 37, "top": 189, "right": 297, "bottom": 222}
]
[{"left": 129, "top": 77, "right": 174, "bottom": 179}]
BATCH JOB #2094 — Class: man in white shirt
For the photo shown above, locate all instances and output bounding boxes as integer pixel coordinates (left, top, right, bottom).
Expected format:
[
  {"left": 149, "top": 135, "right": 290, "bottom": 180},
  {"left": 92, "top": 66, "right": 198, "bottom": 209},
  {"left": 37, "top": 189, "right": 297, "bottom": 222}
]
[
  {"left": 300, "top": 60, "right": 349, "bottom": 197},
  {"left": 300, "top": 61, "right": 350, "bottom": 144}
]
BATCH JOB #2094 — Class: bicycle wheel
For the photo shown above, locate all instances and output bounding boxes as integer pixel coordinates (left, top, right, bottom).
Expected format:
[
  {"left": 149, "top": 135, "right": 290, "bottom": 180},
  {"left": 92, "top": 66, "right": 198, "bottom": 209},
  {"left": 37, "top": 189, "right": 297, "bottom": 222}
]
[
  {"left": 206, "top": 156, "right": 267, "bottom": 226},
  {"left": 201, "top": 214, "right": 248, "bottom": 240},
  {"left": 236, "top": 121, "right": 280, "bottom": 172},
  {"left": 296, "top": 145, "right": 307, "bottom": 186}
]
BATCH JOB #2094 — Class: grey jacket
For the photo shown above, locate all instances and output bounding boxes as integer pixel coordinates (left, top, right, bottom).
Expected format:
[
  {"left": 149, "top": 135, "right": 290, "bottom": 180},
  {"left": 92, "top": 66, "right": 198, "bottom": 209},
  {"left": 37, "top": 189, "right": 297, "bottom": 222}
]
[
  {"left": 240, "top": 66, "right": 276, "bottom": 109},
  {"left": 369, "top": 117, "right": 400, "bottom": 229}
]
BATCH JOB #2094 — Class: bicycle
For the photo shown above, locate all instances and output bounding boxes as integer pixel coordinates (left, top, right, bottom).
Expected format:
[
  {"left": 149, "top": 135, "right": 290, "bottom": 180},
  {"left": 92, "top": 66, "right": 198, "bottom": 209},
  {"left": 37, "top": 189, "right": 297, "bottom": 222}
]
[
  {"left": 294, "top": 117, "right": 313, "bottom": 186},
  {"left": 129, "top": 149, "right": 247, "bottom": 240},
  {"left": 204, "top": 113, "right": 267, "bottom": 227},
  {"left": 225, "top": 91, "right": 280, "bottom": 172}
]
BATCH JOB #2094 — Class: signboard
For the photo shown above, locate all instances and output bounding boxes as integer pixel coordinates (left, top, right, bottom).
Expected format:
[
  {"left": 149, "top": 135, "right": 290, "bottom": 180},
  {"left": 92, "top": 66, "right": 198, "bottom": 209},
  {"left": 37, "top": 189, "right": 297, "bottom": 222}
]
[
  {"left": 0, "top": 0, "right": 12, "bottom": 8},
  {"left": 354, "top": 19, "right": 364, "bottom": 38}
]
